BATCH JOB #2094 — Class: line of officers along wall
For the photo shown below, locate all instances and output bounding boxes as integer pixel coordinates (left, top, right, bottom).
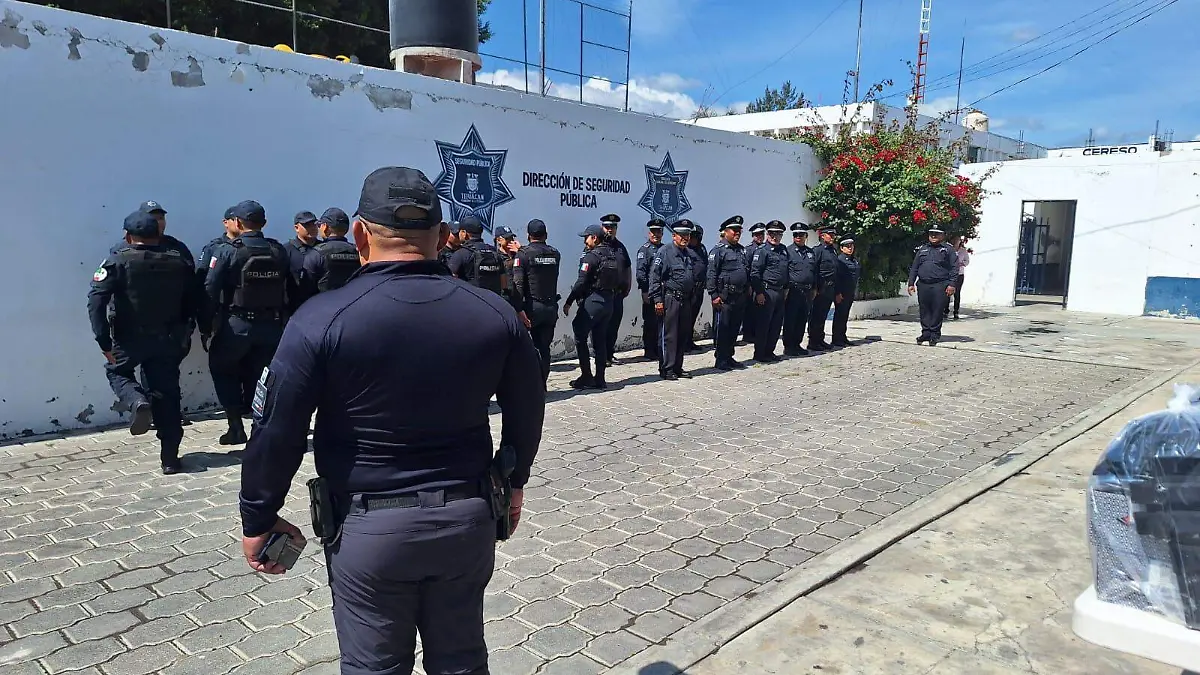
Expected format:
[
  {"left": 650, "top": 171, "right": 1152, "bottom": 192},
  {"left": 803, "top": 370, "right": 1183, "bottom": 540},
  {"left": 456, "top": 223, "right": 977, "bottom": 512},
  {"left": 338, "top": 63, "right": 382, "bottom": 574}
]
[{"left": 85, "top": 197, "right": 956, "bottom": 475}]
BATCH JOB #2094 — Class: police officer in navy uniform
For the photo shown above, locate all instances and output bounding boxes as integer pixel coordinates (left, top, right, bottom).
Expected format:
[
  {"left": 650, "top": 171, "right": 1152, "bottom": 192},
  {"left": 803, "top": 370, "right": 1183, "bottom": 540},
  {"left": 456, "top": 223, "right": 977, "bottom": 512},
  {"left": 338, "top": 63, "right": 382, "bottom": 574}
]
[
  {"left": 685, "top": 223, "right": 708, "bottom": 352},
  {"left": 512, "top": 219, "right": 561, "bottom": 386},
  {"left": 807, "top": 225, "right": 839, "bottom": 351},
  {"left": 649, "top": 220, "right": 697, "bottom": 380},
  {"left": 832, "top": 237, "right": 862, "bottom": 347},
  {"left": 741, "top": 222, "right": 766, "bottom": 344},
  {"left": 237, "top": 166, "right": 544, "bottom": 675},
  {"left": 634, "top": 219, "right": 665, "bottom": 362},
  {"left": 782, "top": 222, "right": 817, "bottom": 356},
  {"left": 89, "top": 211, "right": 199, "bottom": 474},
  {"left": 706, "top": 216, "right": 750, "bottom": 371},
  {"left": 438, "top": 221, "right": 461, "bottom": 267},
  {"left": 202, "top": 200, "right": 296, "bottom": 446},
  {"left": 563, "top": 224, "right": 619, "bottom": 390},
  {"left": 750, "top": 220, "right": 790, "bottom": 362},
  {"left": 599, "top": 214, "right": 632, "bottom": 366},
  {"left": 908, "top": 225, "right": 958, "bottom": 346},
  {"left": 111, "top": 201, "right": 194, "bottom": 266},
  {"left": 447, "top": 216, "right": 507, "bottom": 295},
  {"left": 301, "top": 207, "right": 361, "bottom": 299},
  {"left": 287, "top": 211, "right": 320, "bottom": 289},
  {"left": 494, "top": 226, "right": 527, "bottom": 320}
]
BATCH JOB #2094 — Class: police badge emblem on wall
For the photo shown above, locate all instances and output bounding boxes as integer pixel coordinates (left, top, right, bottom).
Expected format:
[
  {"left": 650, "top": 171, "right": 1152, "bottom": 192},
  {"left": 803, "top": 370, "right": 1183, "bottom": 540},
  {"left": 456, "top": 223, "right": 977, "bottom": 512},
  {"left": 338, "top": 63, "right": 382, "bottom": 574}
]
[
  {"left": 433, "top": 125, "right": 515, "bottom": 233},
  {"left": 638, "top": 152, "right": 692, "bottom": 223}
]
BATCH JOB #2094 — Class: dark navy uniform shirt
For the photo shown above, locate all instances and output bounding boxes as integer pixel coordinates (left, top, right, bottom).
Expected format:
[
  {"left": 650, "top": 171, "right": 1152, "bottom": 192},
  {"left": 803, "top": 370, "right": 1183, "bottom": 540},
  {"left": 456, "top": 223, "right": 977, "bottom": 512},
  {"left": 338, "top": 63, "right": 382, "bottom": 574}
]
[
  {"left": 286, "top": 237, "right": 314, "bottom": 282},
  {"left": 750, "top": 242, "right": 790, "bottom": 292},
  {"left": 813, "top": 242, "right": 839, "bottom": 282},
  {"left": 688, "top": 243, "right": 708, "bottom": 289},
  {"left": 835, "top": 252, "right": 862, "bottom": 296},
  {"left": 705, "top": 240, "right": 750, "bottom": 300},
  {"left": 908, "top": 242, "right": 958, "bottom": 285},
  {"left": 635, "top": 240, "right": 662, "bottom": 292},
  {"left": 648, "top": 244, "right": 697, "bottom": 301},
  {"left": 787, "top": 244, "right": 817, "bottom": 289},
  {"left": 564, "top": 247, "right": 611, "bottom": 305},
  {"left": 111, "top": 234, "right": 194, "bottom": 268},
  {"left": 238, "top": 259, "right": 545, "bottom": 537}
]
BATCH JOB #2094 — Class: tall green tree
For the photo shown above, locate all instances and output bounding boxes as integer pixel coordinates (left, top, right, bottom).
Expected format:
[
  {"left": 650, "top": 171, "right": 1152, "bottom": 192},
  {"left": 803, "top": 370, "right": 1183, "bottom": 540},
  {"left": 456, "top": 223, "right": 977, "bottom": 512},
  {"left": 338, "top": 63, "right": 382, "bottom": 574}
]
[
  {"left": 745, "top": 80, "right": 807, "bottom": 113},
  {"left": 37, "top": 0, "right": 493, "bottom": 69}
]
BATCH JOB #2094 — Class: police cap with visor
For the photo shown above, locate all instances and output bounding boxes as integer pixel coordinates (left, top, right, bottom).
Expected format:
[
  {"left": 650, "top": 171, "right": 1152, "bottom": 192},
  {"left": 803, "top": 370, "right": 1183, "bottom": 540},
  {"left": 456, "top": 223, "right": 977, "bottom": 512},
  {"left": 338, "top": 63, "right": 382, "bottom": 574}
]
[
  {"left": 123, "top": 210, "right": 160, "bottom": 238},
  {"left": 791, "top": 222, "right": 809, "bottom": 235},
  {"left": 766, "top": 220, "right": 786, "bottom": 232},
  {"left": 749, "top": 222, "right": 766, "bottom": 234},
  {"left": 355, "top": 167, "right": 443, "bottom": 229},
  {"left": 527, "top": 219, "right": 548, "bottom": 236},
  {"left": 231, "top": 200, "right": 266, "bottom": 224},
  {"left": 721, "top": 215, "right": 744, "bottom": 230},
  {"left": 669, "top": 219, "right": 694, "bottom": 235},
  {"left": 646, "top": 218, "right": 666, "bottom": 231}
]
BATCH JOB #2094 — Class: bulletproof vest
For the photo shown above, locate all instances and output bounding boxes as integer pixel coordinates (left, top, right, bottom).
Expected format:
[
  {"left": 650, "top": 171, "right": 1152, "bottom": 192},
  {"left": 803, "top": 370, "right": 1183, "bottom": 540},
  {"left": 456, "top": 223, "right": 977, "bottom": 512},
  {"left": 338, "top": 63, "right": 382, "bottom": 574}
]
[
  {"left": 116, "top": 247, "right": 191, "bottom": 329},
  {"left": 469, "top": 242, "right": 505, "bottom": 294},
  {"left": 525, "top": 244, "right": 561, "bottom": 302},
  {"left": 313, "top": 239, "right": 361, "bottom": 292},
  {"left": 230, "top": 238, "right": 288, "bottom": 310},
  {"left": 594, "top": 245, "right": 622, "bottom": 291}
]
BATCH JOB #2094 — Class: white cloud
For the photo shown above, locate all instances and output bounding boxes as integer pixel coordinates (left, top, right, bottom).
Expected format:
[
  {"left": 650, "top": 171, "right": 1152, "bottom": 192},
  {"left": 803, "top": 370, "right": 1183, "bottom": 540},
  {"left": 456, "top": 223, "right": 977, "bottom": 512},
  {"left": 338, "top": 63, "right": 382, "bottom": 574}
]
[
  {"left": 1193, "top": 133, "right": 1200, "bottom": 141},
  {"left": 478, "top": 68, "right": 702, "bottom": 118},
  {"left": 917, "top": 95, "right": 960, "bottom": 118}
]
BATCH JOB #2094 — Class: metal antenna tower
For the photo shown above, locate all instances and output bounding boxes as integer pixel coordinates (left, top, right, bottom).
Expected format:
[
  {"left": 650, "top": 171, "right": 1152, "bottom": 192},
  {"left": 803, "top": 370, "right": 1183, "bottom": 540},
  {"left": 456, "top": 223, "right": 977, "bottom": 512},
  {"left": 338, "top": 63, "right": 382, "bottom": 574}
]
[{"left": 913, "top": 0, "right": 932, "bottom": 103}]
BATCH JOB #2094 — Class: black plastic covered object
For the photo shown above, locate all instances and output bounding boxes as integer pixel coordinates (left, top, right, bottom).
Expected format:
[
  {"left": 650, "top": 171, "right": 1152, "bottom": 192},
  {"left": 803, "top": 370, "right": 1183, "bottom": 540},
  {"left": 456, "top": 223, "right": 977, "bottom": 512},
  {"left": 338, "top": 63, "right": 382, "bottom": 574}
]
[{"left": 389, "top": 0, "right": 479, "bottom": 54}]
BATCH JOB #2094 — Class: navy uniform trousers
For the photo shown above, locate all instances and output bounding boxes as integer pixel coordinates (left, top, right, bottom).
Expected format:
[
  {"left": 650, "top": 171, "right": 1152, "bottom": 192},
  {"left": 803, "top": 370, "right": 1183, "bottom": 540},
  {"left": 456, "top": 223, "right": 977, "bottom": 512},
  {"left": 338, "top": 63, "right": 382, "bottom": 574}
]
[
  {"left": 106, "top": 334, "right": 184, "bottom": 452},
  {"left": 328, "top": 492, "right": 496, "bottom": 675},
  {"left": 572, "top": 293, "right": 613, "bottom": 380},
  {"left": 741, "top": 300, "right": 757, "bottom": 343},
  {"left": 917, "top": 280, "right": 951, "bottom": 341},
  {"left": 640, "top": 294, "right": 660, "bottom": 360},
  {"left": 832, "top": 297, "right": 855, "bottom": 344},
  {"left": 754, "top": 288, "right": 787, "bottom": 360},
  {"left": 209, "top": 315, "right": 283, "bottom": 415},
  {"left": 604, "top": 294, "right": 625, "bottom": 360},
  {"left": 527, "top": 300, "right": 558, "bottom": 386},
  {"left": 781, "top": 286, "right": 812, "bottom": 352},
  {"left": 686, "top": 285, "right": 704, "bottom": 350},
  {"left": 713, "top": 298, "right": 746, "bottom": 365},
  {"left": 808, "top": 283, "right": 835, "bottom": 346},
  {"left": 659, "top": 293, "right": 692, "bottom": 375}
]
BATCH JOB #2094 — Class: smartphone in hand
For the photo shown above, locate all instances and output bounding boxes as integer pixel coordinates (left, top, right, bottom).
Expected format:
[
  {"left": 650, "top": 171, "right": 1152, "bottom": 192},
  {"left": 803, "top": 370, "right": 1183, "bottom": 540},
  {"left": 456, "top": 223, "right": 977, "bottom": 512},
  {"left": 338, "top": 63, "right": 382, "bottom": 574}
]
[{"left": 256, "top": 532, "right": 307, "bottom": 571}]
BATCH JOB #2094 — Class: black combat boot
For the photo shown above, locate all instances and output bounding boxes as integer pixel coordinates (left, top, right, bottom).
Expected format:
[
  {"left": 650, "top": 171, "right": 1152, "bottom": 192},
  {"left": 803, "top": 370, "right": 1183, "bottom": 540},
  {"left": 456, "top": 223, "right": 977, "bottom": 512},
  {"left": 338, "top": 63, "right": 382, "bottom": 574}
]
[
  {"left": 220, "top": 412, "right": 248, "bottom": 445},
  {"left": 161, "top": 443, "right": 183, "bottom": 475},
  {"left": 129, "top": 400, "right": 153, "bottom": 436}
]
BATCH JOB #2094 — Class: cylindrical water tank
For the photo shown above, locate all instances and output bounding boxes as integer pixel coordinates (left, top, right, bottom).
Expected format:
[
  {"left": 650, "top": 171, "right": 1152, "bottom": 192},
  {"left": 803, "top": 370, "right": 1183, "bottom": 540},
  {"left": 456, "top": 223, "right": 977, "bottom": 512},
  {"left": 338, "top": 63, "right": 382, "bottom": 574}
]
[
  {"left": 389, "top": 0, "right": 479, "bottom": 54},
  {"left": 964, "top": 110, "right": 990, "bottom": 132}
]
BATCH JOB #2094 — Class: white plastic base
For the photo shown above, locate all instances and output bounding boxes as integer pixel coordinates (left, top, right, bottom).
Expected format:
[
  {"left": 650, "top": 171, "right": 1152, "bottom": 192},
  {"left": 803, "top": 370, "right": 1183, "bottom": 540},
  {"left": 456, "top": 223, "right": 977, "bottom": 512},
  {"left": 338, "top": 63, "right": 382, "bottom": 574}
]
[{"left": 1073, "top": 585, "right": 1200, "bottom": 671}]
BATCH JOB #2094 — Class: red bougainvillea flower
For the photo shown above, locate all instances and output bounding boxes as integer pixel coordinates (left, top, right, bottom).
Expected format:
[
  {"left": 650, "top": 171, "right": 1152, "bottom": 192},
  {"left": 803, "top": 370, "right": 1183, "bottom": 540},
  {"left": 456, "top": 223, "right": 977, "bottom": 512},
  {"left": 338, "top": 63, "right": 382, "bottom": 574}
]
[
  {"left": 888, "top": 215, "right": 900, "bottom": 225},
  {"left": 850, "top": 156, "right": 867, "bottom": 170},
  {"left": 914, "top": 156, "right": 928, "bottom": 168},
  {"left": 821, "top": 211, "right": 829, "bottom": 219},
  {"left": 912, "top": 209, "right": 928, "bottom": 223},
  {"left": 835, "top": 182, "right": 845, "bottom": 192},
  {"left": 949, "top": 208, "right": 960, "bottom": 219},
  {"left": 856, "top": 201, "right": 869, "bottom": 211}
]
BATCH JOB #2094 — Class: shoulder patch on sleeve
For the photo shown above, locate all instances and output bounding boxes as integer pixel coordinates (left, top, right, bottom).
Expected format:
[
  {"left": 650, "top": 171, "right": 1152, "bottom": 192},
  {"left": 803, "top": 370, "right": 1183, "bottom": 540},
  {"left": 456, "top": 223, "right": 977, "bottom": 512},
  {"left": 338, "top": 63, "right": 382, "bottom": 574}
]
[
  {"left": 92, "top": 265, "right": 108, "bottom": 282},
  {"left": 708, "top": 252, "right": 717, "bottom": 260},
  {"left": 581, "top": 262, "right": 590, "bottom": 272},
  {"left": 251, "top": 367, "right": 274, "bottom": 420},
  {"left": 209, "top": 255, "right": 218, "bottom": 269},
  {"left": 513, "top": 256, "right": 521, "bottom": 267}
]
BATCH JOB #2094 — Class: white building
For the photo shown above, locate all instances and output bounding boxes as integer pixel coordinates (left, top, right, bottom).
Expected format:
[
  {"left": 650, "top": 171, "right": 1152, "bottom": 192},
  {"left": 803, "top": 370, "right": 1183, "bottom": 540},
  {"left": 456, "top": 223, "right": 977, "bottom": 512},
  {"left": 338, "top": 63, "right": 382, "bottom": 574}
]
[
  {"left": 681, "top": 102, "right": 1048, "bottom": 164},
  {"left": 1048, "top": 138, "right": 1200, "bottom": 158}
]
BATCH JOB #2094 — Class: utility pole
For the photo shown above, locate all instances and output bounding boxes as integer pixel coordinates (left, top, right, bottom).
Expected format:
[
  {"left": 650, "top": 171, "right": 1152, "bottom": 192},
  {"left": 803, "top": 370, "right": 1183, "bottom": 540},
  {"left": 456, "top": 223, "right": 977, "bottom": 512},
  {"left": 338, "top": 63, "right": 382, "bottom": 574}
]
[
  {"left": 953, "top": 34, "right": 964, "bottom": 123},
  {"left": 538, "top": 0, "right": 547, "bottom": 95},
  {"left": 853, "top": 0, "right": 863, "bottom": 102},
  {"left": 913, "top": 0, "right": 932, "bottom": 104}
]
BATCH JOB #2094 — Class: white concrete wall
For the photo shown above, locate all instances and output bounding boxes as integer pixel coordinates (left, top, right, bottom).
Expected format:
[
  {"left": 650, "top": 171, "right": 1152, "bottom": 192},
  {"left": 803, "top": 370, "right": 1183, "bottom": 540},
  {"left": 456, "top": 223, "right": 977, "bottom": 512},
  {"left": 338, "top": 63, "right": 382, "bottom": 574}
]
[
  {"left": 959, "top": 152, "right": 1200, "bottom": 315},
  {"left": 0, "top": 0, "right": 817, "bottom": 438}
]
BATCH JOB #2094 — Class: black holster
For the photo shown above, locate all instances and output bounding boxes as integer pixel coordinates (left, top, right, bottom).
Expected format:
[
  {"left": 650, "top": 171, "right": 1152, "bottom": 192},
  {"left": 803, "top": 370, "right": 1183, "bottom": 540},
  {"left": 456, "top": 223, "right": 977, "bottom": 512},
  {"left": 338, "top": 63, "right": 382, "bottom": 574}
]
[
  {"left": 307, "top": 477, "right": 340, "bottom": 546},
  {"left": 486, "top": 445, "right": 517, "bottom": 541}
]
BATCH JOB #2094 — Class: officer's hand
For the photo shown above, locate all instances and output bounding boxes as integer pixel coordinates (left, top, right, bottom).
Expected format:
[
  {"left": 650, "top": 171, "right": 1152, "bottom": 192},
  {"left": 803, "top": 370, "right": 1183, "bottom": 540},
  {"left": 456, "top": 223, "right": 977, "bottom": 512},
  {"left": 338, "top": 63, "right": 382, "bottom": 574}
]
[
  {"left": 711, "top": 297, "right": 723, "bottom": 308},
  {"left": 102, "top": 351, "right": 115, "bottom": 365},
  {"left": 242, "top": 518, "right": 306, "bottom": 575},
  {"left": 908, "top": 285, "right": 917, "bottom": 296},
  {"left": 835, "top": 293, "right": 844, "bottom": 304},
  {"left": 510, "top": 489, "right": 524, "bottom": 534},
  {"left": 946, "top": 286, "right": 956, "bottom": 296},
  {"left": 654, "top": 302, "right": 664, "bottom": 316},
  {"left": 756, "top": 293, "right": 766, "bottom": 306},
  {"left": 562, "top": 303, "right": 571, "bottom": 317},
  {"left": 518, "top": 311, "right": 532, "bottom": 329},
  {"left": 200, "top": 334, "right": 210, "bottom": 352}
]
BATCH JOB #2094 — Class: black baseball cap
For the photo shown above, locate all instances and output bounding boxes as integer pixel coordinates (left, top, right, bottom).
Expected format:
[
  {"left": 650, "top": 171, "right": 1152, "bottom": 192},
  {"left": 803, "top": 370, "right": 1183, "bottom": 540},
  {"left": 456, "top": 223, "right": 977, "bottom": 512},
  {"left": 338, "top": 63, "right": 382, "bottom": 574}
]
[
  {"left": 580, "top": 224, "right": 606, "bottom": 238},
  {"left": 318, "top": 207, "right": 350, "bottom": 230},
  {"left": 355, "top": 166, "right": 442, "bottom": 229},
  {"left": 294, "top": 211, "right": 318, "bottom": 226},
  {"left": 495, "top": 226, "right": 516, "bottom": 240},
  {"left": 123, "top": 211, "right": 159, "bottom": 237},
  {"left": 231, "top": 200, "right": 266, "bottom": 224},
  {"left": 139, "top": 200, "right": 167, "bottom": 215},
  {"left": 459, "top": 215, "right": 484, "bottom": 235},
  {"left": 527, "top": 219, "right": 548, "bottom": 236}
]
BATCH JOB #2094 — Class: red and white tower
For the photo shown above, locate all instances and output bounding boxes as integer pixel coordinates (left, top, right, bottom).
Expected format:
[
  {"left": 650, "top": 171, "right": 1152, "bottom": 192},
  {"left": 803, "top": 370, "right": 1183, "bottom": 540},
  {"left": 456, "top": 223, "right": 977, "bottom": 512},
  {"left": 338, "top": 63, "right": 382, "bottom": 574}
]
[{"left": 913, "top": 0, "right": 932, "bottom": 104}]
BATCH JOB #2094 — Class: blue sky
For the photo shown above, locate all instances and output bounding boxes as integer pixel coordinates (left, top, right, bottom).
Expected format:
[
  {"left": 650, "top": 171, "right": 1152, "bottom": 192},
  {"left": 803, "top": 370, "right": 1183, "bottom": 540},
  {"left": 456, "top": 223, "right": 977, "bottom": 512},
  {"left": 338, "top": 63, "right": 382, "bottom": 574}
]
[{"left": 476, "top": 0, "right": 1198, "bottom": 148}]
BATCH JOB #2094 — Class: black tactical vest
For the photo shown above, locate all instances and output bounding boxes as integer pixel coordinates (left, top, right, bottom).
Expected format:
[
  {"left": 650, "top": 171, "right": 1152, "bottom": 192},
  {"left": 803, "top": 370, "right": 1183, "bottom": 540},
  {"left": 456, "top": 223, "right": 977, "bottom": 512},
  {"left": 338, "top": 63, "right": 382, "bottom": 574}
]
[
  {"left": 594, "top": 245, "right": 622, "bottom": 291},
  {"left": 230, "top": 239, "right": 288, "bottom": 310},
  {"left": 470, "top": 243, "right": 506, "bottom": 294},
  {"left": 524, "top": 244, "right": 561, "bottom": 302},
  {"left": 313, "top": 239, "right": 361, "bottom": 292},
  {"left": 117, "top": 247, "right": 191, "bottom": 330}
]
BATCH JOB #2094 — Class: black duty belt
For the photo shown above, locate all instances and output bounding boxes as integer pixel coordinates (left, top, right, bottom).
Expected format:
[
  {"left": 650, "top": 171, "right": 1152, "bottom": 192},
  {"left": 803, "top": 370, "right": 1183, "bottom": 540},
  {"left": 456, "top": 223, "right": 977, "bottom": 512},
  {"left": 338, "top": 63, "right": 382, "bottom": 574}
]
[
  {"left": 354, "top": 486, "right": 481, "bottom": 512},
  {"left": 229, "top": 308, "right": 283, "bottom": 321},
  {"left": 789, "top": 283, "right": 813, "bottom": 291},
  {"left": 532, "top": 296, "right": 558, "bottom": 304},
  {"left": 664, "top": 288, "right": 686, "bottom": 300},
  {"left": 766, "top": 283, "right": 788, "bottom": 291}
]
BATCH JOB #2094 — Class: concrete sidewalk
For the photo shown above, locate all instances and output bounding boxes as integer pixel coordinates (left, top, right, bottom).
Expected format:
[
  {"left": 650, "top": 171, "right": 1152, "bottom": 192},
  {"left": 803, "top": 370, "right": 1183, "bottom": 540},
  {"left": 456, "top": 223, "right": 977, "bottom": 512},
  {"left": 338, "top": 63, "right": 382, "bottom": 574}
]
[{"left": 686, "top": 364, "right": 1200, "bottom": 675}]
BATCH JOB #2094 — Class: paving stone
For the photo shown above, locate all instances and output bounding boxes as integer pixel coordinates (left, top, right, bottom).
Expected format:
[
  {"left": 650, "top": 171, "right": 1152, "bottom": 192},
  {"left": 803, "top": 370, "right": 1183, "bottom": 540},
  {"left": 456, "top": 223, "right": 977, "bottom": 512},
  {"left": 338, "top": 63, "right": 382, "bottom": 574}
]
[
  {"left": 178, "top": 621, "right": 252, "bottom": 654},
  {"left": 514, "top": 598, "right": 577, "bottom": 628},
  {"left": 523, "top": 624, "right": 590, "bottom": 660},
  {"left": 483, "top": 617, "right": 534, "bottom": 650},
  {"left": 486, "top": 647, "right": 543, "bottom": 675},
  {"left": 137, "top": 591, "right": 206, "bottom": 619},
  {"left": 100, "top": 642, "right": 183, "bottom": 675},
  {"left": 63, "top": 611, "right": 141, "bottom": 643},
  {"left": 42, "top": 637, "right": 124, "bottom": 674},
  {"left": 704, "top": 575, "right": 758, "bottom": 601},
  {"left": 290, "top": 632, "right": 341, "bottom": 665},
  {"left": 583, "top": 630, "right": 650, "bottom": 667},
  {"left": 105, "top": 566, "right": 168, "bottom": 591},
  {"left": 0, "top": 632, "right": 68, "bottom": 665},
  {"left": 84, "top": 588, "right": 156, "bottom": 615},
  {"left": 122, "top": 615, "right": 198, "bottom": 648},
  {"left": 232, "top": 624, "right": 307, "bottom": 659},
  {"left": 10, "top": 603, "right": 88, "bottom": 637},
  {"left": 244, "top": 599, "right": 313, "bottom": 631},
  {"left": 629, "top": 610, "right": 690, "bottom": 643},
  {"left": 613, "top": 586, "right": 671, "bottom": 614},
  {"left": 572, "top": 604, "right": 634, "bottom": 635},
  {"left": 535, "top": 652, "right": 606, "bottom": 675}
]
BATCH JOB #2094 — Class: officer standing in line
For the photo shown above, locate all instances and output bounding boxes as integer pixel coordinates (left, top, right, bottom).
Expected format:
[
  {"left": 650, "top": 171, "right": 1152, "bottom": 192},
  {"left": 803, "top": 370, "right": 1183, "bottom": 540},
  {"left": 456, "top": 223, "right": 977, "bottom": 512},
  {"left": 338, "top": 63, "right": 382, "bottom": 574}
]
[
  {"left": 438, "top": 221, "right": 461, "bottom": 267},
  {"left": 287, "top": 211, "right": 320, "bottom": 288},
  {"left": 88, "top": 211, "right": 199, "bottom": 474},
  {"left": 741, "top": 222, "right": 766, "bottom": 344},
  {"left": 635, "top": 219, "right": 665, "bottom": 362},
  {"left": 807, "top": 225, "right": 839, "bottom": 351},
  {"left": 202, "top": 200, "right": 296, "bottom": 446},
  {"left": 512, "top": 219, "right": 561, "bottom": 386},
  {"left": 782, "top": 222, "right": 817, "bottom": 357},
  {"left": 301, "top": 207, "right": 361, "bottom": 298},
  {"left": 447, "top": 216, "right": 506, "bottom": 295},
  {"left": 237, "top": 166, "right": 544, "bottom": 675},
  {"left": 600, "top": 214, "right": 632, "bottom": 367},
  {"left": 831, "top": 237, "right": 862, "bottom": 347},
  {"left": 563, "top": 224, "right": 619, "bottom": 390},
  {"left": 908, "top": 225, "right": 958, "bottom": 346},
  {"left": 685, "top": 224, "right": 708, "bottom": 352},
  {"left": 706, "top": 216, "right": 750, "bottom": 371},
  {"left": 196, "top": 208, "right": 241, "bottom": 353},
  {"left": 649, "top": 220, "right": 697, "bottom": 381},
  {"left": 750, "top": 221, "right": 791, "bottom": 362}
]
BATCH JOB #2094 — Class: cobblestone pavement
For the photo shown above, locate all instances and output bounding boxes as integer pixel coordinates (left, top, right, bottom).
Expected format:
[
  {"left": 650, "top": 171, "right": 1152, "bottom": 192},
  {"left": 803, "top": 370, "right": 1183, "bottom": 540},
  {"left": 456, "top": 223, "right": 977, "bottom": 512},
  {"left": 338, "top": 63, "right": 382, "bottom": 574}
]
[{"left": 0, "top": 333, "right": 1148, "bottom": 675}]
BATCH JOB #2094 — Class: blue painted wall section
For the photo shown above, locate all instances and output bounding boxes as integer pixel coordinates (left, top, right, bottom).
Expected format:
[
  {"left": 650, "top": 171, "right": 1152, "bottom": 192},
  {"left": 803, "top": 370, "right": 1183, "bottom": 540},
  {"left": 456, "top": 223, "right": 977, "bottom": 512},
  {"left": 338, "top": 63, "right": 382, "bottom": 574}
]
[{"left": 1144, "top": 276, "right": 1200, "bottom": 319}]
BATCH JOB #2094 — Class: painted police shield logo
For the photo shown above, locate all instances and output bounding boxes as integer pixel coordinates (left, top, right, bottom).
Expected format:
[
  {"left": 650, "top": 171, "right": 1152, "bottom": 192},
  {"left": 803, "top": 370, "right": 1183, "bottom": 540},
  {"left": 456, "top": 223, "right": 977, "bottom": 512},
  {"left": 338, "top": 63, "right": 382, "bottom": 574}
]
[
  {"left": 434, "top": 125, "right": 515, "bottom": 232},
  {"left": 638, "top": 152, "right": 692, "bottom": 222}
]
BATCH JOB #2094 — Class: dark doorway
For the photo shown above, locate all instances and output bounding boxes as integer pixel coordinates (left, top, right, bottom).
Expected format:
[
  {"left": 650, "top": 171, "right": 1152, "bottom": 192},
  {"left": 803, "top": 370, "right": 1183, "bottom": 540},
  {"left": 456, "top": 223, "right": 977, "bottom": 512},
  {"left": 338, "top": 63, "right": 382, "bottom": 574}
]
[{"left": 1015, "top": 200, "right": 1077, "bottom": 307}]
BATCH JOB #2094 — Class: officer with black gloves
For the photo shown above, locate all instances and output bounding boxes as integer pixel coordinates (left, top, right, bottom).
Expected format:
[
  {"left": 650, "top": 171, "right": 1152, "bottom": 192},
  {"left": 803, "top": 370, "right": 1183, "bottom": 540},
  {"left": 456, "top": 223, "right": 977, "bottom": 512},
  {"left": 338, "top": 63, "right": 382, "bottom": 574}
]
[
  {"left": 563, "top": 224, "right": 620, "bottom": 390},
  {"left": 635, "top": 219, "right": 665, "bottom": 361},
  {"left": 832, "top": 237, "right": 862, "bottom": 347},
  {"left": 741, "top": 222, "right": 767, "bottom": 344},
  {"left": 908, "top": 225, "right": 958, "bottom": 346},
  {"left": 237, "top": 166, "right": 543, "bottom": 675},
  {"left": 88, "top": 211, "right": 199, "bottom": 474},
  {"left": 706, "top": 216, "right": 750, "bottom": 371},
  {"left": 301, "top": 207, "right": 361, "bottom": 299},
  {"left": 287, "top": 211, "right": 319, "bottom": 289},
  {"left": 649, "top": 220, "right": 698, "bottom": 381},
  {"left": 750, "top": 220, "right": 791, "bottom": 362},
  {"left": 202, "top": 200, "right": 296, "bottom": 446},
  {"left": 685, "top": 223, "right": 708, "bottom": 352},
  {"left": 512, "top": 219, "right": 561, "bottom": 386},
  {"left": 807, "top": 225, "right": 839, "bottom": 351},
  {"left": 447, "top": 216, "right": 507, "bottom": 295},
  {"left": 782, "top": 222, "right": 818, "bottom": 357},
  {"left": 600, "top": 214, "right": 632, "bottom": 366}
]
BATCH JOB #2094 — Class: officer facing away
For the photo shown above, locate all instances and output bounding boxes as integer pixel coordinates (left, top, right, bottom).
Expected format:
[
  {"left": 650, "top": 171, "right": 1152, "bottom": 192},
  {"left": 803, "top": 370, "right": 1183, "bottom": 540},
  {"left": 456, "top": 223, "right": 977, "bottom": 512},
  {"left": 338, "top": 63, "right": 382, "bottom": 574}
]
[
  {"left": 447, "top": 216, "right": 507, "bottom": 295},
  {"left": 600, "top": 214, "right": 632, "bottom": 366},
  {"left": 302, "top": 207, "right": 361, "bottom": 298},
  {"left": 438, "top": 221, "right": 461, "bottom": 267},
  {"left": 512, "top": 219, "right": 561, "bottom": 387},
  {"left": 238, "top": 166, "right": 544, "bottom": 675},
  {"left": 88, "top": 211, "right": 199, "bottom": 474},
  {"left": 649, "top": 220, "right": 697, "bottom": 381},
  {"left": 563, "top": 224, "right": 619, "bottom": 390},
  {"left": 908, "top": 225, "right": 958, "bottom": 346},
  {"left": 750, "top": 220, "right": 790, "bottom": 362},
  {"left": 808, "top": 225, "right": 839, "bottom": 351},
  {"left": 706, "top": 216, "right": 750, "bottom": 371},
  {"left": 202, "top": 200, "right": 296, "bottom": 445},
  {"left": 741, "top": 222, "right": 767, "bottom": 344},
  {"left": 782, "top": 222, "right": 817, "bottom": 357},
  {"left": 832, "top": 237, "right": 862, "bottom": 347},
  {"left": 635, "top": 219, "right": 665, "bottom": 362},
  {"left": 287, "top": 211, "right": 320, "bottom": 289}
]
